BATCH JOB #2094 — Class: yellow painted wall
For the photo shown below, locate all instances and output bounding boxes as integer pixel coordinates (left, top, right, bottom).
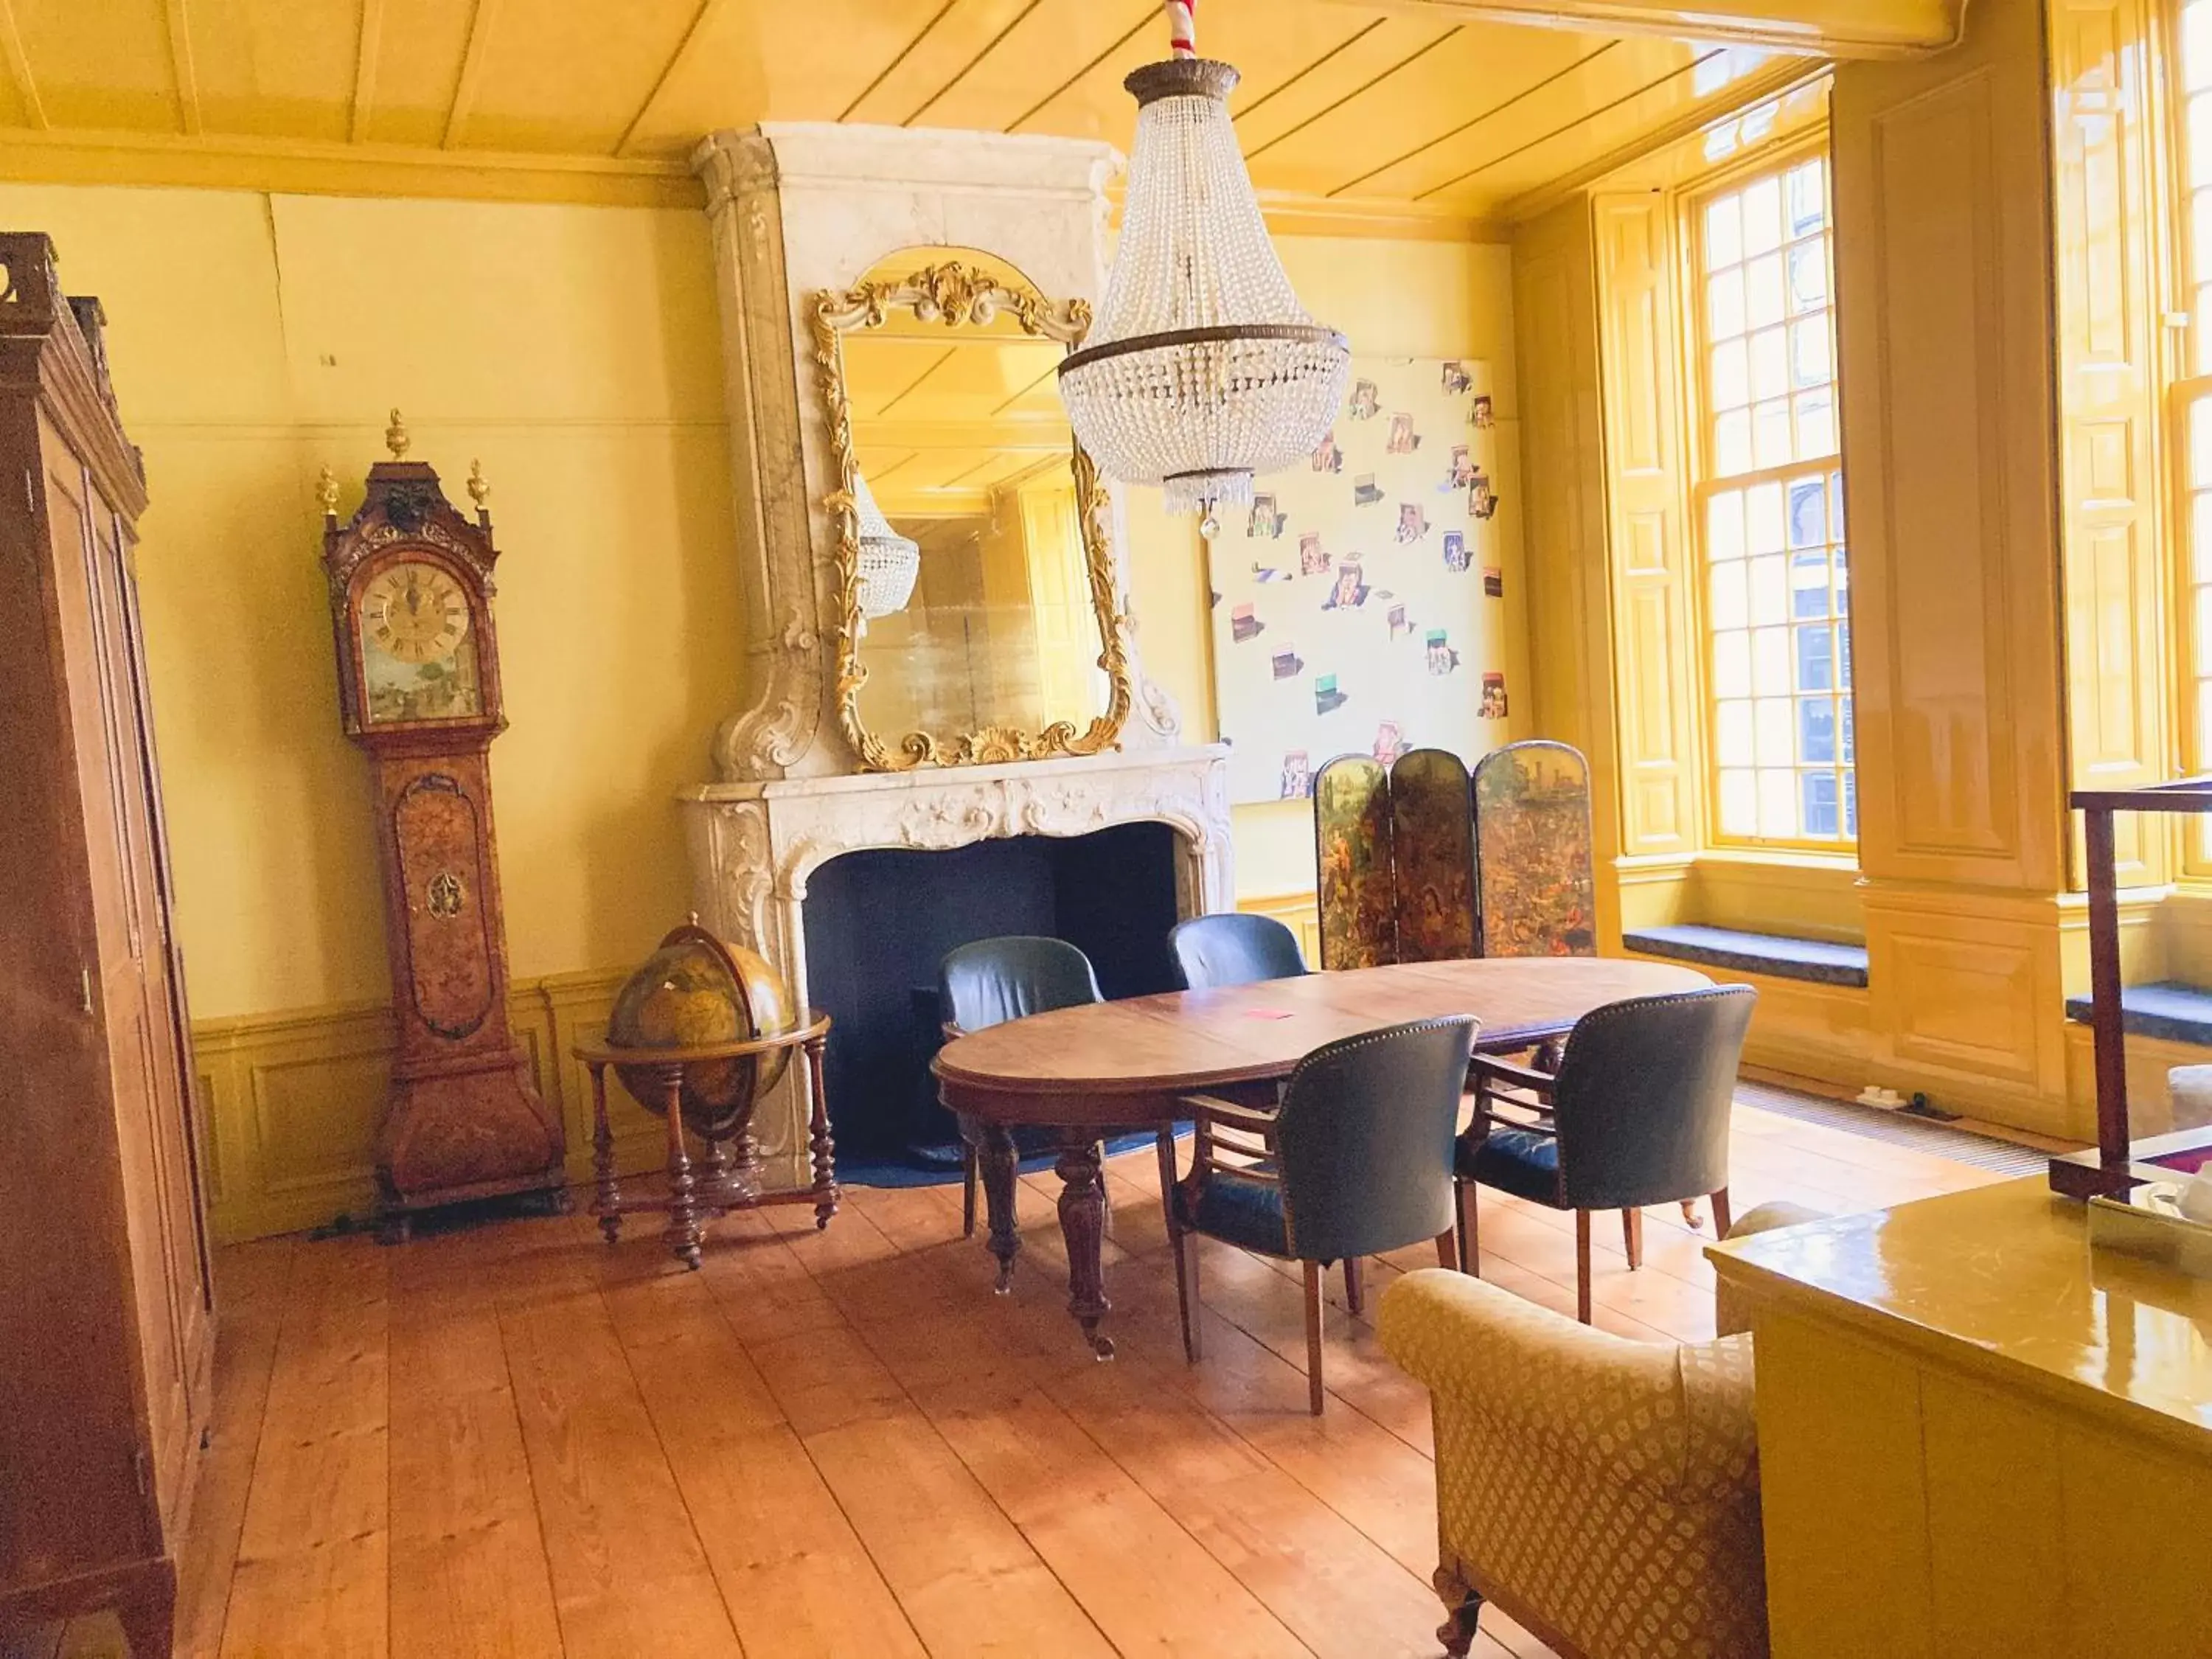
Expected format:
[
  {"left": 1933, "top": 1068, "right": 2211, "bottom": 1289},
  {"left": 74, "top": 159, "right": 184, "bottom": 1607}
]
[
  {"left": 1124, "top": 232, "right": 1528, "bottom": 902},
  {"left": 4, "top": 182, "right": 745, "bottom": 1023},
  {"left": 12, "top": 181, "right": 1514, "bottom": 1236}
]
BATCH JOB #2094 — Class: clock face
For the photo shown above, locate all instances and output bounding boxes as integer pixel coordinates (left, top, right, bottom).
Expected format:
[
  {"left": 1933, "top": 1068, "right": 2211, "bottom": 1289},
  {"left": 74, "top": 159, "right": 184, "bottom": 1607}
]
[{"left": 358, "top": 560, "right": 484, "bottom": 724}]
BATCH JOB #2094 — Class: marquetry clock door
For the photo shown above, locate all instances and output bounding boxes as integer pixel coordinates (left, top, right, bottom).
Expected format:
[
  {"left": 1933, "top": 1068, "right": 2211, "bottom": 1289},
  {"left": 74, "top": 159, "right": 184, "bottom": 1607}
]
[{"left": 319, "top": 420, "right": 564, "bottom": 1236}]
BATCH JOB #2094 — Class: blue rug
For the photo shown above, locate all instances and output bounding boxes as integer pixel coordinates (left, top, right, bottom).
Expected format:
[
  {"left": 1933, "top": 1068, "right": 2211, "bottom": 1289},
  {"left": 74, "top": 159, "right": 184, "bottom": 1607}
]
[{"left": 839, "top": 1124, "right": 1188, "bottom": 1189}]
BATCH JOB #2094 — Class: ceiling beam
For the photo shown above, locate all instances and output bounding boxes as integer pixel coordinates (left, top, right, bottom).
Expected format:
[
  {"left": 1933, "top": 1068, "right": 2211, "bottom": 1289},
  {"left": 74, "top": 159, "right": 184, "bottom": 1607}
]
[
  {"left": 1330, "top": 0, "right": 1962, "bottom": 58},
  {"left": 0, "top": 0, "right": 45, "bottom": 129},
  {"left": 616, "top": 0, "right": 728, "bottom": 156},
  {"left": 164, "top": 0, "right": 201, "bottom": 136},
  {"left": 445, "top": 0, "right": 504, "bottom": 149},
  {"left": 352, "top": 0, "right": 384, "bottom": 144}
]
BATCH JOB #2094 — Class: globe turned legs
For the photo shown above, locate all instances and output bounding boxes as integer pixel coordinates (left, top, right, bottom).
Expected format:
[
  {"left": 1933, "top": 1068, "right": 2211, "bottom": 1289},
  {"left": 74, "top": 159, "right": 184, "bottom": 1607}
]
[{"left": 576, "top": 1015, "right": 838, "bottom": 1269}]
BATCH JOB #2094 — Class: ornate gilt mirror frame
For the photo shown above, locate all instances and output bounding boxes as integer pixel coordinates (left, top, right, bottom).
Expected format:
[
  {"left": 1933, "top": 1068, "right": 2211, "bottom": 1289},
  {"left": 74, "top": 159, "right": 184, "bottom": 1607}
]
[{"left": 812, "top": 260, "right": 1133, "bottom": 771}]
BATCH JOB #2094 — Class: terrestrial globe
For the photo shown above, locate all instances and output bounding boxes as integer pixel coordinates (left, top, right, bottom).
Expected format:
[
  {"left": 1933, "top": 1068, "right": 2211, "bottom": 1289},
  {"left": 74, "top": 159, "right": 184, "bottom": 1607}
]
[{"left": 606, "top": 922, "right": 794, "bottom": 1138}]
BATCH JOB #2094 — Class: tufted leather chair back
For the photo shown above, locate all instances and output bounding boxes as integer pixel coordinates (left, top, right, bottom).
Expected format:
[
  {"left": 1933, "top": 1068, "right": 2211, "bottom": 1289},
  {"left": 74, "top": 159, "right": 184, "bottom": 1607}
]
[
  {"left": 1168, "top": 913, "right": 1308, "bottom": 991},
  {"left": 939, "top": 936, "right": 1103, "bottom": 1034},
  {"left": 1275, "top": 1016, "right": 1478, "bottom": 1263},
  {"left": 1548, "top": 987, "right": 1756, "bottom": 1211}
]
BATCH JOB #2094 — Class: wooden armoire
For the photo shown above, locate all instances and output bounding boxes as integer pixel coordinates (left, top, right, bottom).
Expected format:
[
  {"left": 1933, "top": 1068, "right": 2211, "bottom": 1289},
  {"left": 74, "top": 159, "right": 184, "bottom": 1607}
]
[{"left": 0, "top": 234, "right": 214, "bottom": 1658}]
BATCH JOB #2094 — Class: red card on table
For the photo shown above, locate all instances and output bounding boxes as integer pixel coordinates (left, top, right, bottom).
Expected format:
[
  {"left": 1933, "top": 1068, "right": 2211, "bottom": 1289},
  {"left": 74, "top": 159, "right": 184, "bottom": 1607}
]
[{"left": 1242, "top": 1007, "right": 1296, "bottom": 1020}]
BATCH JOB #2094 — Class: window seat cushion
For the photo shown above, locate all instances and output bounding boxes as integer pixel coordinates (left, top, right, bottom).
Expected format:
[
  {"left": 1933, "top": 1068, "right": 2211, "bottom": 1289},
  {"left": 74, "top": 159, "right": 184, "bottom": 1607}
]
[
  {"left": 1621, "top": 924, "right": 1869, "bottom": 989},
  {"left": 2062, "top": 981, "right": 2212, "bottom": 1046}
]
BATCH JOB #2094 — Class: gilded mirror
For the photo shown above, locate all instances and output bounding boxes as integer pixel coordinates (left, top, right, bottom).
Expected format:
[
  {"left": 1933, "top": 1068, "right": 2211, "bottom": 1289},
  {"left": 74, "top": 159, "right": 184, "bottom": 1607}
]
[{"left": 813, "top": 250, "right": 1130, "bottom": 770}]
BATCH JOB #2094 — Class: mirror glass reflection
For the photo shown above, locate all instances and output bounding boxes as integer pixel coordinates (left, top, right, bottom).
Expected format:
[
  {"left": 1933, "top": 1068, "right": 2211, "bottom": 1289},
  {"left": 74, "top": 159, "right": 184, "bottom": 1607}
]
[{"left": 841, "top": 251, "right": 1108, "bottom": 745}]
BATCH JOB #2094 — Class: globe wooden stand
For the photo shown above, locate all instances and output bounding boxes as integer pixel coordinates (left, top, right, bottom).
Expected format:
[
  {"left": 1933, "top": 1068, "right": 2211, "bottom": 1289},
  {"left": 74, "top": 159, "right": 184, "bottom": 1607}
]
[{"left": 574, "top": 1013, "right": 836, "bottom": 1268}]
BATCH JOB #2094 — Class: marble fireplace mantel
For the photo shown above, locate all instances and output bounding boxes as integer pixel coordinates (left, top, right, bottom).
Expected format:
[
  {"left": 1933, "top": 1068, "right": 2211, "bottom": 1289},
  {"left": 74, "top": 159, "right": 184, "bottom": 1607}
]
[{"left": 680, "top": 746, "right": 1232, "bottom": 1190}]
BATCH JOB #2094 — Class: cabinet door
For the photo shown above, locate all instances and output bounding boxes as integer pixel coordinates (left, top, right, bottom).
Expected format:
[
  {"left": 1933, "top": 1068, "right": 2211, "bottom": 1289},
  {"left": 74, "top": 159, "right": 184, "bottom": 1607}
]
[{"left": 44, "top": 417, "right": 201, "bottom": 1524}]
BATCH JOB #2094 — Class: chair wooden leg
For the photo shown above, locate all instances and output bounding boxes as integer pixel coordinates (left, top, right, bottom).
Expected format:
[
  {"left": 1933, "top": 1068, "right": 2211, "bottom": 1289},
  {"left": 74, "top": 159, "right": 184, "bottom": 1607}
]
[
  {"left": 1434, "top": 1564, "right": 1484, "bottom": 1659},
  {"left": 1158, "top": 1129, "right": 1200, "bottom": 1363},
  {"left": 1711, "top": 1186, "right": 1733, "bottom": 1241},
  {"left": 1301, "top": 1261, "right": 1326, "bottom": 1416},
  {"left": 1574, "top": 1210, "right": 1593, "bottom": 1324},
  {"left": 1681, "top": 1198, "right": 1705, "bottom": 1231},
  {"left": 1343, "top": 1256, "right": 1364, "bottom": 1317},
  {"left": 1622, "top": 1207, "right": 1644, "bottom": 1270},
  {"left": 1433, "top": 1228, "right": 1458, "bottom": 1269},
  {"left": 1455, "top": 1178, "right": 1480, "bottom": 1276}
]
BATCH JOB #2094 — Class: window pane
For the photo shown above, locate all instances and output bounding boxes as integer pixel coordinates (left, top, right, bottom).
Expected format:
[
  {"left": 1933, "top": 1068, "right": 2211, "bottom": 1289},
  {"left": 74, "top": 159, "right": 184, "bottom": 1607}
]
[
  {"left": 1742, "top": 177, "right": 1784, "bottom": 256},
  {"left": 1750, "top": 326, "right": 1789, "bottom": 401},
  {"left": 1795, "top": 389, "right": 1837, "bottom": 458},
  {"left": 1801, "top": 772, "right": 1840, "bottom": 838},
  {"left": 1786, "top": 161, "right": 1826, "bottom": 235},
  {"left": 1800, "top": 700, "right": 1837, "bottom": 762},
  {"left": 1710, "top": 560, "right": 1749, "bottom": 629},
  {"left": 1791, "top": 552, "right": 1831, "bottom": 617},
  {"left": 1829, "top": 468, "right": 1846, "bottom": 538},
  {"left": 1787, "top": 479, "right": 1827, "bottom": 548},
  {"left": 1755, "top": 697, "right": 1793, "bottom": 764},
  {"left": 1712, "top": 339, "right": 1750, "bottom": 409},
  {"left": 1754, "top": 398, "right": 1793, "bottom": 467},
  {"left": 1717, "top": 700, "right": 1755, "bottom": 765},
  {"left": 1709, "top": 489, "right": 1747, "bottom": 559},
  {"left": 1748, "top": 554, "right": 1787, "bottom": 625},
  {"left": 1710, "top": 268, "right": 1746, "bottom": 337},
  {"left": 1714, "top": 631, "right": 1753, "bottom": 698},
  {"left": 1837, "top": 621, "right": 1852, "bottom": 683},
  {"left": 1746, "top": 481, "right": 1786, "bottom": 552},
  {"left": 1796, "top": 624, "right": 1834, "bottom": 690},
  {"left": 1787, "top": 237, "right": 1829, "bottom": 312},
  {"left": 1843, "top": 769, "right": 1857, "bottom": 838},
  {"left": 1840, "top": 698, "right": 1855, "bottom": 762},
  {"left": 1746, "top": 253, "right": 1786, "bottom": 328},
  {"left": 1707, "top": 195, "right": 1744, "bottom": 266},
  {"left": 1715, "top": 408, "right": 1754, "bottom": 474},
  {"left": 1791, "top": 317, "right": 1832, "bottom": 388},
  {"left": 1757, "top": 768, "right": 1797, "bottom": 835},
  {"left": 1720, "top": 768, "right": 1758, "bottom": 835},
  {"left": 1753, "top": 627, "right": 1790, "bottom": 694}
]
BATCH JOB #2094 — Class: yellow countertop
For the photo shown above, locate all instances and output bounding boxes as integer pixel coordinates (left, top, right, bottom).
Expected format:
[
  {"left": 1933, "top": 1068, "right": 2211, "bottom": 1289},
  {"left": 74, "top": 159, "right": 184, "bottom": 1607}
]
[{"left": 1709, "top": 1178, "right": 2212, "bottom": 1458}]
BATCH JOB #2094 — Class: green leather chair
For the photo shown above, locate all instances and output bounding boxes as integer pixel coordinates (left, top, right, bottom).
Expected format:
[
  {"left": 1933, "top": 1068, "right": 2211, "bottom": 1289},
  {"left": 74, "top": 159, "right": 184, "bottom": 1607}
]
[
  {"left": 1169, "top": 1015, "right": 1478, "bottom": 1413},
  {"left": 1456, "top": 985, "right": 1756, "bottom": 1322},
  {"left": 939, "top": 936, "right": 1104, "bottom": 1239},
  {"left": 1167, "top": 912, "right": 1307, "bottom": 990}
]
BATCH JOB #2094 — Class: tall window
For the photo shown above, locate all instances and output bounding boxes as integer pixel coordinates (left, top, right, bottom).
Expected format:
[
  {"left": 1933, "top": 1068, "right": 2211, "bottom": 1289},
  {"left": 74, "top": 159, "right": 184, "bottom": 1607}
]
[
  {"left": 2177, "top": 2, "right": 2212, "bottom": 786},
  {"left": 1689, "top": 151, "right": 1854, "bottom": 846}
]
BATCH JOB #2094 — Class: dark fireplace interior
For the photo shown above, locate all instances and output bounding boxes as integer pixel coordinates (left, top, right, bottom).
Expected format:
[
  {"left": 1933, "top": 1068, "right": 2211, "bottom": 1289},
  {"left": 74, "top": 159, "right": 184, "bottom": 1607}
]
[{"left": 801, "top": 821, "right": 1183, "bottom": 1166}]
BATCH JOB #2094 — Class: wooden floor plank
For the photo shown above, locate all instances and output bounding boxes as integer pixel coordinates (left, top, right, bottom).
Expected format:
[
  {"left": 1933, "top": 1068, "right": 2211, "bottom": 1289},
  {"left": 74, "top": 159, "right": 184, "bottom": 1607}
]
[
  {"left": 498, "top": 1277, "right": 740, "bottom": 1658},
  {"left": 219, "top": 1234, "right": 390, "bottom": 1659},
  {"left": 386, "top": 1231, "right": 563, "bottom": 1659},
  {"left": 176, "top": 1093, "right": 2010, "bottom": 1659}
]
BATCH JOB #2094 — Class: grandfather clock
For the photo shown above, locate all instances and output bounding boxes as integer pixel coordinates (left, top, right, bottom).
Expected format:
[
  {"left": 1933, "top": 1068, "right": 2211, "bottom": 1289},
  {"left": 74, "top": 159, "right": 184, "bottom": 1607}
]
[{"left": 320, "top": 411, "right": 565, "bottom": 1239}]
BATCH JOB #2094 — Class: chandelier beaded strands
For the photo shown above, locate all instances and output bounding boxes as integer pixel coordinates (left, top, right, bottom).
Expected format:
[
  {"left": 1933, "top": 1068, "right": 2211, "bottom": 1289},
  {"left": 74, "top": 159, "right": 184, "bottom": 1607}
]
[
  {"left": 850, "top": 470, "right": 921, "bottom": 622},
  {"left": 1057, "top": 0, "right": 1351, "bottom": 538}
]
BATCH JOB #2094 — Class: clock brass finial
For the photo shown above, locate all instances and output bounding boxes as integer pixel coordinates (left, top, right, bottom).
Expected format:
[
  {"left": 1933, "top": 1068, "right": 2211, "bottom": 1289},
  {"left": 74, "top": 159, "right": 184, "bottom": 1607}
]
[
  {"left": 385, "top": 407, "right": 410, "bottom": 459},
  {"left": 315, "top": 465, "right": 338, "bottom": 518},
  {"left": 467, "top": 458, "right": 490, "bottom": 510}
]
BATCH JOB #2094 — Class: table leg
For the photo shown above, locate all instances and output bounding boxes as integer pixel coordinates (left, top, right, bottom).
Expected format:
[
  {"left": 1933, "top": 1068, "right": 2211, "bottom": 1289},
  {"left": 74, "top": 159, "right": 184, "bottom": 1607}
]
[
  {"left": 1055, "top": 1131, "right": 1113, "bottom": 1360},
  {"left": 588, "top": 1062, "right": 621, "bottom": 1246},
  {"left": 659, "top": 1068, "right": 703, "bottom": 1270},
  {"left": 703, "top": 1135, "right": 734, "bottom": 1217},
  {"left": 978, "top": 1121, "right": 1020, "bottom": 1293},
  {"left": 805, "top": 1033, "right": 838, "bottom": 1230}
]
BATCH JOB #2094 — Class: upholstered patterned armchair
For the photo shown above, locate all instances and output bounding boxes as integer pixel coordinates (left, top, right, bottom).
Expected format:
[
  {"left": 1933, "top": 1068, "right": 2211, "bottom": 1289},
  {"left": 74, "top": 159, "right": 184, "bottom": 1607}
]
[{"left": 1379, "top": 1270, "right": 1767, "bottom": 1659}]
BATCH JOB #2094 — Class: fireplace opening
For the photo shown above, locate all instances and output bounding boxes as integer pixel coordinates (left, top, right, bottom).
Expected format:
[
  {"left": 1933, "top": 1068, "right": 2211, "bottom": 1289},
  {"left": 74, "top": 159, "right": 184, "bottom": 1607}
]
[{"left": 801, "top": 821, "right": 1183, "bottom": 1169}]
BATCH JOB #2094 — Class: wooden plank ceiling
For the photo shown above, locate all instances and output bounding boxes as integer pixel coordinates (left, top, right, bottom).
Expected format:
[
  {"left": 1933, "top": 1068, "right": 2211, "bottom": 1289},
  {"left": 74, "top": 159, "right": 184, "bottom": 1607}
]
[{"left": 0, "top": 0, "right": 1828, "bottom": 221}]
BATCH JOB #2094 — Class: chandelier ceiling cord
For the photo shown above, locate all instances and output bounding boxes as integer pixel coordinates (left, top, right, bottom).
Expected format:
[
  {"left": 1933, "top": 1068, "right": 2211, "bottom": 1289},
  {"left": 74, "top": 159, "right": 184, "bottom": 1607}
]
[{"left": 1056, "top": 0, "right": 1352, "bottom": 538}]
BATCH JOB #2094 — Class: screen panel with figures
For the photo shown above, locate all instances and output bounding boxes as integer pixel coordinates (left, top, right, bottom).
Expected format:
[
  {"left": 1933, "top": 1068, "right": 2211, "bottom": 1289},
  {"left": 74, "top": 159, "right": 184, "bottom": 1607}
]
[{"left": 1207, "top": 355, "right": 1517, "bottom": 806}]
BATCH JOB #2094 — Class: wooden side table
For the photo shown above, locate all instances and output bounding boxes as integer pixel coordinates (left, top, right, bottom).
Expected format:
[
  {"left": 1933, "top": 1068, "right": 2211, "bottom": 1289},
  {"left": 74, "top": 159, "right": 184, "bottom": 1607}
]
[{"left": 573, "top": 1013, "right": 837, "bottom": 1268}]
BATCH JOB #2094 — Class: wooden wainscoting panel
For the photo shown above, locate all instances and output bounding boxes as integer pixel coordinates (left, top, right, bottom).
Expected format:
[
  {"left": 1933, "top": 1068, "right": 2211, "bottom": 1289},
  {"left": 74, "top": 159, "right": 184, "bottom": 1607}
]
[
  {"left": 1237, "top": 892, "right": 1324, "bottom": 972},
  {"left": 195, "top": 967, "right": 653, "bottom": 1243}
]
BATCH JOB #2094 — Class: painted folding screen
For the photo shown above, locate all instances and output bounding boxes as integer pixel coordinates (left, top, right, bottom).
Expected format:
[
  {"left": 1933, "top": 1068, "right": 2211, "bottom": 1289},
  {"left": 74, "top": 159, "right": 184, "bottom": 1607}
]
[
  {"left": 1312, "top": 750, "right": 1478, "bottom": 968},
  {"left": 1472, "top": 740, "right": 1597, "bottom": 957}
]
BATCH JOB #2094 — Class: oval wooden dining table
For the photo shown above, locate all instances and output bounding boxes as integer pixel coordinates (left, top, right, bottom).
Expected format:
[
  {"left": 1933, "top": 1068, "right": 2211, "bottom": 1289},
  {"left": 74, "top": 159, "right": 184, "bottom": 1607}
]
[{"left": 933, "top": 955, "right": 1711, "bottom": 1357}]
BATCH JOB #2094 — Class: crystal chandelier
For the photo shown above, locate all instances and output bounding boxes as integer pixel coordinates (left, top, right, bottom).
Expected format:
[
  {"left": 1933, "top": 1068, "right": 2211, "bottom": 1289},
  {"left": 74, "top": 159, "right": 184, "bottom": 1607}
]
[
  {"left": 1057, "top": 0, "right": 1350, "bottom": 535},
  {"left": 850, "top": 470, "right": 920, "bottom": 622}
]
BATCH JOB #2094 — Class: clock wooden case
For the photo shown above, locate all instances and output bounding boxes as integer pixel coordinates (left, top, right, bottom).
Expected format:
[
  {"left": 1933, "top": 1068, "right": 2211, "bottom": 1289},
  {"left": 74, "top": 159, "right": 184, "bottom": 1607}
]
[{"left": 320, "top": 425, "right": 564, "bottom": 1236}]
